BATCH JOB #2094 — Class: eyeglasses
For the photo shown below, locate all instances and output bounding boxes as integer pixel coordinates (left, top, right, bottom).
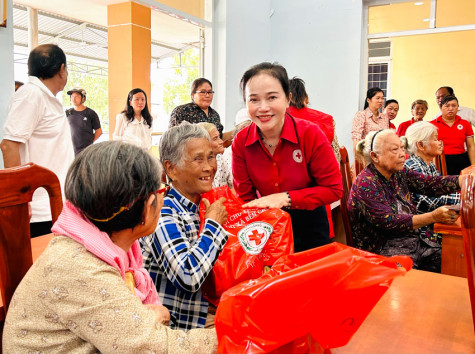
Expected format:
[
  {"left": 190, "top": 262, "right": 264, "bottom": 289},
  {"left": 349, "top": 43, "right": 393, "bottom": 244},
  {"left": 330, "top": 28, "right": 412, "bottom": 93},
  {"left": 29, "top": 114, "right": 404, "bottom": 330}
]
[
  {"left": 86, "top": 184, "right": 170, "bottom": 222},
  {"left": 194, "top": 91, "right": 215, "bottom": 96}
]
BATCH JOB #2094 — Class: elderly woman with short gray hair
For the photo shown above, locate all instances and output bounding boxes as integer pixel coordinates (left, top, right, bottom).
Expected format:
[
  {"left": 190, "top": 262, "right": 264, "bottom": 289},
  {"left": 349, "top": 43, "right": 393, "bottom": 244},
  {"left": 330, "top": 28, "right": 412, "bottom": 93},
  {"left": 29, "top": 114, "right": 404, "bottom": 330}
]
[
  {"left": 140, "top": 123, "right": 228, "bottom": 331},
  {"left": 404, "top": 121, "right": 460, "bottom": 215},
  {"left": 348, "top": 129, "right": 464, "bottom": 273},
  {"left": 3, "top": 141, "right": 219, "bottom": 353}
]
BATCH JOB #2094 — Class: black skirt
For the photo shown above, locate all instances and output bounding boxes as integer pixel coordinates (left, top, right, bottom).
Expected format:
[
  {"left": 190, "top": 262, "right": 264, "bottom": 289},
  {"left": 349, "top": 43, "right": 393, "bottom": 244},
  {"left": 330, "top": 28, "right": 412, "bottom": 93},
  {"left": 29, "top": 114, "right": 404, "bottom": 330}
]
[
  {"left": 287, "top": 206, "right": 330, "bottom": 252},
  {"left": 445, "top": 152, "right": 471, "bottom": 175}
]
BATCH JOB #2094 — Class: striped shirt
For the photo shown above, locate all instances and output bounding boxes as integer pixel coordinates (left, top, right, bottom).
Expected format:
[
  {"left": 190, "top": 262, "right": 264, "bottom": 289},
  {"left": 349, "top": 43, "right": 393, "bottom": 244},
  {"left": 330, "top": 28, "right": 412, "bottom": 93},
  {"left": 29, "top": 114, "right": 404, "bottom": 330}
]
[
  {"left": 404, "top": 154, "right": 460, "bottom": 212},
  {"left": 140, "top": 187, "right": 228, "bottom": 331}
]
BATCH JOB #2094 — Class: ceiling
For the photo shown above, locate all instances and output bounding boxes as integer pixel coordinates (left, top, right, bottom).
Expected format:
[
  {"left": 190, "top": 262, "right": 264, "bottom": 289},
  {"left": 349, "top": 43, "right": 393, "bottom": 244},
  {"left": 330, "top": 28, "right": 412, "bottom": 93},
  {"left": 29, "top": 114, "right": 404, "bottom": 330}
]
[{"left": 13, "top": 0, "right": 202, "bottom": 67}]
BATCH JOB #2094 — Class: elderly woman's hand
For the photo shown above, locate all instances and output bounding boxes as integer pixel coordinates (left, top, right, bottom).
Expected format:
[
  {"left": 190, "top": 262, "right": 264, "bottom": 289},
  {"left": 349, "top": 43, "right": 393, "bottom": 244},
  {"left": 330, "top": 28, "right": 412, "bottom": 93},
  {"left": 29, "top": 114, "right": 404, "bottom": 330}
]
[
  {"left": 146, "top": 304, "right": 170, "bottom": 326},
  {"left": 431, "top": 206, "right": 459, "bottom": 224},
  {"left": 242, "top": 192, "right": 290, "bottom": 209},
  {"left": 203, "top": 197, "right": 228, "bottom": 225}
]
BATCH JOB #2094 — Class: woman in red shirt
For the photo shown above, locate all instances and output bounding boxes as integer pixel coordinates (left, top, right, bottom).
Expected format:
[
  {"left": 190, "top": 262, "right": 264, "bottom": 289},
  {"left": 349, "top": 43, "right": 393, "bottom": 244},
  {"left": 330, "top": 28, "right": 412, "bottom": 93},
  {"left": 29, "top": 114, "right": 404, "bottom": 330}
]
[
  {"left": 396, "top": 99, "right": 428, "bottom": 137},
  {"left": 232, "top": 62, "right": 343, "bottom": 252},
  {"left": 430, "top": 95, "right": 475, "bottom": 175}
]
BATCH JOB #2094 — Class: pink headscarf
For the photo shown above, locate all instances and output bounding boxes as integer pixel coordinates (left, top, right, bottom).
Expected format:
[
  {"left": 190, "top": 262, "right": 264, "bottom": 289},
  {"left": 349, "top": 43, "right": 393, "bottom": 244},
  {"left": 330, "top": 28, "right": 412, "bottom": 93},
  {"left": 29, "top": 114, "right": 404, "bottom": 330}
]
[{"left": 52, "top": 201, "right": 161, "bottom": 305}]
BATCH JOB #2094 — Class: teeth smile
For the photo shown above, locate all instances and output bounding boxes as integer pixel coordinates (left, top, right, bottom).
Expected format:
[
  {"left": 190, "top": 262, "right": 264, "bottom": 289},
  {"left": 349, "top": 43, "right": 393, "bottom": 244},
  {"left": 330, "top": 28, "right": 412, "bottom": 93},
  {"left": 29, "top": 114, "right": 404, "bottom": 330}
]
[{"left": 200, "top": 176, "right": 211, "bottom": 181}]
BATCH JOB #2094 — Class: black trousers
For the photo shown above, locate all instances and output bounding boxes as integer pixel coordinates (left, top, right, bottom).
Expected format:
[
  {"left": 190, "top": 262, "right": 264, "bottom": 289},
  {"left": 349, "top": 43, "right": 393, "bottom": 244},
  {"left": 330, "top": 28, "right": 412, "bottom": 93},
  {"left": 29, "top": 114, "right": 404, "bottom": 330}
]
[
  {"left": 287, "top": 206, "right": 330, "bottom": 253},
  {"left": 445, "top": 152, "right": 470, "bottom": 175},
  {"left": 30, "top": 221, "right": 53, "bottom": 238}
]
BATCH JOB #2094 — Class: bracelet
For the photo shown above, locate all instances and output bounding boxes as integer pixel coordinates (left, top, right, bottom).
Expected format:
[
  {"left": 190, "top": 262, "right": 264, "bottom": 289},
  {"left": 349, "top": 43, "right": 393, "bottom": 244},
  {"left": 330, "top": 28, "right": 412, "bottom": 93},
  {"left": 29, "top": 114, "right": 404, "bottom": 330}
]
[{"left": 285, "top": 191, "right": 291, "bottom": 209}]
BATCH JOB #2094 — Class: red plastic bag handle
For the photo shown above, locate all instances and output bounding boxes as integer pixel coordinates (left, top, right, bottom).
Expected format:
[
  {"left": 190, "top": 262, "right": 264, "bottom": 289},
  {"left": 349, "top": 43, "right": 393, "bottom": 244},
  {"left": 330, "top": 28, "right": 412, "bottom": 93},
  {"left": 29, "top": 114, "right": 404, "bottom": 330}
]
[{"left": 386, "top": 255, "right": 413, "bottom": 271}]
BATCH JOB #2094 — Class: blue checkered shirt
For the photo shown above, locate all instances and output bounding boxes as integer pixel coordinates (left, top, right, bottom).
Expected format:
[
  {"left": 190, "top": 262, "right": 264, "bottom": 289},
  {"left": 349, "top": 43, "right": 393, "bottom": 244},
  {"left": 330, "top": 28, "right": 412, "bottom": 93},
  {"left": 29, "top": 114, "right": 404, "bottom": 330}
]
[
  {"left": 404, "top": 155, "right": 460, "bottom": 212},
  {"left": 140, "top": 187, "right": 228, "bottom": 331}
]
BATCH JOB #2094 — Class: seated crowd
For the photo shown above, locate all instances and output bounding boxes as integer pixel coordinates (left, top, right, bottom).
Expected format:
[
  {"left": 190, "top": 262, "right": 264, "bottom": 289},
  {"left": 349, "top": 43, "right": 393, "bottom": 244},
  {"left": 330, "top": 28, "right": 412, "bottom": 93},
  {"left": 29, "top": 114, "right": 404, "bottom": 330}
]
[{"left": 1, "top": 44, "right": 474, "bottom": 353}]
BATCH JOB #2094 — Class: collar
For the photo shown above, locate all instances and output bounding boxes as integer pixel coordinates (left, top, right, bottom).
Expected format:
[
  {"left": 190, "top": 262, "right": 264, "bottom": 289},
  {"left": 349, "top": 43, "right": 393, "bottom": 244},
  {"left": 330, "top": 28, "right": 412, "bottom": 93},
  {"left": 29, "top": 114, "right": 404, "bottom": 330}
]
[
  {"left": 28, "top": 76, "right": 56, "bottom": 98},
  {"left": 244, "top": 114, "right": 298, "bottom": 147},
  {"left": 434, "top": 115, "right": 462, "bottom": 126},
  {"left": 364, "top": 107, "right": 381, "bottom": 121},
  {"left": 168, "top": 187, "right": 198, "bottom": 212}
]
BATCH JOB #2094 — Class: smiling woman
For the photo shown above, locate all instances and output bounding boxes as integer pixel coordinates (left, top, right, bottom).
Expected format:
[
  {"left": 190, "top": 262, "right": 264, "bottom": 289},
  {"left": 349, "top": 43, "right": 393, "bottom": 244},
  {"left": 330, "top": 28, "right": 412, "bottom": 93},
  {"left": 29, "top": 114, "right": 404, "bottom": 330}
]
[
  {"left": 232, "top": 62, "right": 343, "bottom": 252},
  {"left": 140, "top": 123, "right": 229, "bottom": 331}
]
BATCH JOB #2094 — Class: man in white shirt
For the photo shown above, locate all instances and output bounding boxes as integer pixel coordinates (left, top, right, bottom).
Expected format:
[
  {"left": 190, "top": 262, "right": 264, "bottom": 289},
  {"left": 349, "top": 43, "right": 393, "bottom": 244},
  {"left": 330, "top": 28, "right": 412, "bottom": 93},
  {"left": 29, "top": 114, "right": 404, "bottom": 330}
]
[
  {"left": 433, "top": 86, "right": 475, "bottom": 127},
  {"left": 0, "top": 44, "right": 74, "bottom": 237}
]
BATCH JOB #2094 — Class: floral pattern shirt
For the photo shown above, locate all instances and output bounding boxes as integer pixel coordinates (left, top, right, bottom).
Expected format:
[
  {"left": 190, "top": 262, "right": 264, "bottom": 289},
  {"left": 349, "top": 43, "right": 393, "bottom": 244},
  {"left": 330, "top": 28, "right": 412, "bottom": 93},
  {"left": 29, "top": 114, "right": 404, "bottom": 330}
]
[
  {"left": 348, "top": 164, "right": 459, "bottom": 257},
  {"left": 351, "top": 108, "right": 389, "bottom": 141},
  {"left": 169, "top": 102, "right": 223, "bottom": 135},
  {"left": 213, "top": 148, "right": 233, "bottom": 189},
  {"left": 404, "top": 155, "right": 460, "bottom": 213}
]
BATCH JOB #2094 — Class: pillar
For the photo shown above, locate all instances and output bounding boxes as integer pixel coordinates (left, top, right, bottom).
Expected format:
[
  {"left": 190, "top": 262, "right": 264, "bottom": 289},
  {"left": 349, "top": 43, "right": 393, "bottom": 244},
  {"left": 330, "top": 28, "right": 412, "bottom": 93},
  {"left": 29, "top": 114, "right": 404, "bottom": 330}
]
[{"left": 107, "top": 2, "right": 151, "bottom": 139}]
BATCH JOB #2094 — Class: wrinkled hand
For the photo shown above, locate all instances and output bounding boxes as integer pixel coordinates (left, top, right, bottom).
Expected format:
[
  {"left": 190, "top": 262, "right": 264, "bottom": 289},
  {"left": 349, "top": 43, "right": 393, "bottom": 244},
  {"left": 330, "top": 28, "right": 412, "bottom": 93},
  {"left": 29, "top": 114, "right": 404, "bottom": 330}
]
[
  {"left": 203, "top": 197, "right": 228, "bottom": 225},
  {"left": 242, "top": 192, "right": 290, "bottom": 209},
  {"left": 431, "top": 206, "right": 458, "bottom": 224},
  {"left": 146, "top": 304, "right": 170, "bottom": 326}
]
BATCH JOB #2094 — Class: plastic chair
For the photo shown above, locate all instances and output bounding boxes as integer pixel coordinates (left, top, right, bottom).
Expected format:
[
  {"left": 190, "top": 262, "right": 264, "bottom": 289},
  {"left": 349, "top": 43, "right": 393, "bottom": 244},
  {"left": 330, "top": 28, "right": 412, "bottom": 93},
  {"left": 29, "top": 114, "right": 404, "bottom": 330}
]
[
  {"left": 460, "top": 174, "right": 475, "bottom": 334},
  {"left": 434, "top": 153, "right": 448, "bottom": 176},
  {"left": 0, "top": 163, "right": 62, "bottom": 325},
  {"left": 339, "top": 147, "right": 354, "bottom": 246}
]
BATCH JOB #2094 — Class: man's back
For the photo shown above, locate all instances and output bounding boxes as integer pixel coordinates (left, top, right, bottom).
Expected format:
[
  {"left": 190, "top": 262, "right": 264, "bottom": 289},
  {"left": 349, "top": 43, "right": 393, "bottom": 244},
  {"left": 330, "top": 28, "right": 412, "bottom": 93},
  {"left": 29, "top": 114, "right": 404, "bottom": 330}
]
[{"left": 2, "top": 76, "right": 74, "bottom": 222}]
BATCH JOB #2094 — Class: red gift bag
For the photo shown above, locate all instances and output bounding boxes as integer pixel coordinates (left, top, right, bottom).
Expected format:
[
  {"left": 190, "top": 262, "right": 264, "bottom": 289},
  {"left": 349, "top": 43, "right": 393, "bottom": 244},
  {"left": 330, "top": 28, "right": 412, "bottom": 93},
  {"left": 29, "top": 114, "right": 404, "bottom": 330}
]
[
  {"left": 199, "top": 186, "right": 294, "bottom": 306},
  {"left": 215, "top": 242, "right": 412, "bottom": 353}
]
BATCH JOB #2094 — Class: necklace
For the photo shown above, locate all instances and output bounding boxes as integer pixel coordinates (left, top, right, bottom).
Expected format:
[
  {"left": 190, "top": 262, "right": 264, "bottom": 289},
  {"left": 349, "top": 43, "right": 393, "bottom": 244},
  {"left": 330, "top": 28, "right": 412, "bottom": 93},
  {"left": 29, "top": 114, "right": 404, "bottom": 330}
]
[{"left": 259, "top": 134, "right": 278, "bottom": 148}]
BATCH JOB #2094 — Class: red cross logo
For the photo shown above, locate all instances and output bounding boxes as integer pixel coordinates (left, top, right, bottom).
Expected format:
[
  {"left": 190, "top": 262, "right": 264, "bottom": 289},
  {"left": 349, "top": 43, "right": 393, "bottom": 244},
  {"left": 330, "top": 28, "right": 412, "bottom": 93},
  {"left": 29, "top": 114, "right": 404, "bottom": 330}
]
[
  {"left": 248, "top": 229, "right": 265, "bottom": 245},
  {"left": 293, "top": 149, "right": 303, "bottom": 163}
]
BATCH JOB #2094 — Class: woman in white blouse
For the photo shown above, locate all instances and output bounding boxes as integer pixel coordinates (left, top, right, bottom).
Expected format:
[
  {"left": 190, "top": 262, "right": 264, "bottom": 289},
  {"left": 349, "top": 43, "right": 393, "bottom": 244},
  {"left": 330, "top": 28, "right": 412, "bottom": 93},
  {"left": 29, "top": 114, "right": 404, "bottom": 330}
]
[{"left": 114, "top": 88, "right": 153, "bottom": 150}]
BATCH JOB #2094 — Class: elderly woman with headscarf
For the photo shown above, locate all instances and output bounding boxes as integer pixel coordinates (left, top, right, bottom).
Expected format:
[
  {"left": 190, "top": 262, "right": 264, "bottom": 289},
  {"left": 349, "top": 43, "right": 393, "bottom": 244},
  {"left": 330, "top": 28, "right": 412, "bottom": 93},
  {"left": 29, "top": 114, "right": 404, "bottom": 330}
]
[
  {"left": 169, "top": 78, "right": 223, "bottom": 136},
  {"left": 2, "top": 141, "right": 218, "bottom": 353},
  {"left": 140, "top": 124, "right": 228, "bottom": 331},
  {"left": 348, "top": 129, "right": 465, "bottom": 273},
  {"left": 404, "top": 121, "right": 460, "bottom": 215}
]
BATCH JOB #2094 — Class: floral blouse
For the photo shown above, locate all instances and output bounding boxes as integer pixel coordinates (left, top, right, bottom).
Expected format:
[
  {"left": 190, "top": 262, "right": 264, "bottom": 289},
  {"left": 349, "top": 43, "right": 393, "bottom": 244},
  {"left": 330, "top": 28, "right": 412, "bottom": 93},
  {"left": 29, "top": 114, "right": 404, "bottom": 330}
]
[
  {"left": 213, "top": 148, "right": 233, "bottom": 189},
  {"left": 348, "top": 164, "right": 459, "bottom": 256},
  {"left": 3, "top": 236, "right": 218, "bottom": 353},
  {"left": 351, "top": 108, "right": 389, "bottom": 142},
  {"left": 169, "top": 102, "right": 223, "bottom": 135}
]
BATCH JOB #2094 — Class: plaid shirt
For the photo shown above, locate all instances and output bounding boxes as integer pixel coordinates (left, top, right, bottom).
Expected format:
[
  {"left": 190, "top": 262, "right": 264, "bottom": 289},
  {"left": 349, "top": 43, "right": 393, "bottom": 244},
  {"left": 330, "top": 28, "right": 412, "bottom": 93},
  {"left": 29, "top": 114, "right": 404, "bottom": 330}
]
[
  {"left": 140, "top": 188, "right": 228, "bottom": 331},
  {"left": 404, "top": 155, "right": 460, "bottom": 212}
]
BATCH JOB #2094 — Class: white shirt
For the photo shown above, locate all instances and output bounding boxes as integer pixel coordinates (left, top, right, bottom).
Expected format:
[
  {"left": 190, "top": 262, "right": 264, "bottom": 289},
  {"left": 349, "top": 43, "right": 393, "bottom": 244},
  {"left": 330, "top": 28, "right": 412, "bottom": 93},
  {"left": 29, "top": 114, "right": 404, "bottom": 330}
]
[
  {"left": 3, "top": 76, "right": 74, "bottom": 222},
  {"left": 113, "top": 113, "right": 152, "bottom": 150},
  {"left": 432, "top": 105, "right": 475, "bottom": 127}
]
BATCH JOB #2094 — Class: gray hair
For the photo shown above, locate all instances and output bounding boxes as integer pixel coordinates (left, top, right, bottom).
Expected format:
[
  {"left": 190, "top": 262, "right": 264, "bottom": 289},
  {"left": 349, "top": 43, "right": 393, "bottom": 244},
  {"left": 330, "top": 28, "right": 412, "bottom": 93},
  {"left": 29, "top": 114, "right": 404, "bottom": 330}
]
[
  {"left": 355, "top": 129, "right": 397, "bottom": 164},
  {"left": 160, "top": 122, "right": 210, "bottom": 167},
  {"left": 404, "top": 121, "right": 438, "bottom": 155},
  {"left": 65, "top": 141, "right": 162, "bottom": 233},
  {"left": 197, "top": 122, "right": 217, "bottom": 134}
]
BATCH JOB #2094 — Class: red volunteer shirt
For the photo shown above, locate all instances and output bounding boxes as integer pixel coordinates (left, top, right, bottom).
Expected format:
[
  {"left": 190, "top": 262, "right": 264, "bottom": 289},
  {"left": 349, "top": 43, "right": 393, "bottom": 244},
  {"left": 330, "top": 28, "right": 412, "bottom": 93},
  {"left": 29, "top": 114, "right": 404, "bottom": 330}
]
[
  {"left": 286, "top": 106, "right": 334, "bottom": 143},
  {"left": 396, "top": 118, "right": 415, "bottom": 137},
  {"left": 232, "top": 115, "right": 343, "bottom": 210},
  {"left": 430, "top": 115, "right": 474, "bottom": 155}
]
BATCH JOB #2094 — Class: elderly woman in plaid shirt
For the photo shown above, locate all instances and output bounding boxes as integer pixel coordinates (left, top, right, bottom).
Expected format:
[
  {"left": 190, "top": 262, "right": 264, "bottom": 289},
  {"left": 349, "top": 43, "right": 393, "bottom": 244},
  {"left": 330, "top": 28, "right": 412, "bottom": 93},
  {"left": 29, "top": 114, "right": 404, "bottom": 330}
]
[
  {"left": 403, "top": 121, "right": 460, "bottom": 214},
  {"left": 140, "top": 123, "right": 228, "bottom": 331}
]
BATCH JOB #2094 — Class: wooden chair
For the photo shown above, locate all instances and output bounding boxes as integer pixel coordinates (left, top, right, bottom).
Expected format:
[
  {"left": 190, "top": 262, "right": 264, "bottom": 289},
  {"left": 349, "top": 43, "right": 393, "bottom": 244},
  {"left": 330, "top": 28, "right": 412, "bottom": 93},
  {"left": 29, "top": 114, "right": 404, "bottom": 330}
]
[
  {"left": 222, "top": 130, "right": 233, "bottom": 148},
  {"left": 339, "top": 146, "right": 354, "bottom": 246},
  {"left": 434, "top": 153, "right": 448, "bottom": 176},
  {"left": 0, "top": 163, "right": 63, "bottom": 322},
  {"left": 460, "top": 174, "right": 475, "bottom": 334}
]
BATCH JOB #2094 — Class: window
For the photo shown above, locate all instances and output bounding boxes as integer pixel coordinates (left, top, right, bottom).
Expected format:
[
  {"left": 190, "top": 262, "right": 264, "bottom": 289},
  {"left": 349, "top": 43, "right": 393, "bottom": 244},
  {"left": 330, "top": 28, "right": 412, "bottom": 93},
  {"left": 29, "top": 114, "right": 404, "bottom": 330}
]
[{"left": 368, "top": 40, "right": 391, "bottom": 98}]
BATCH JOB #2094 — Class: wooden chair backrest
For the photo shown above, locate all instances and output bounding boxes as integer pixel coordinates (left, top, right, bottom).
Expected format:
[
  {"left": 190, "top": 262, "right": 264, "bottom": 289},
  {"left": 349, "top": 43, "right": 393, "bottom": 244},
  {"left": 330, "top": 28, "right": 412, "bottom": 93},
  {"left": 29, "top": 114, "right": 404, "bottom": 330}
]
[
  {"left": 0, "top": 163, "right": 63, "bottom": 315},
  {"left": 461, "top": 174, "right": 475, "bottom": 334},
  {"left": 434, "top": 153, "right": 448, "bottom": 176},
  {"left": 339, "top": 146, "right": 354, "bottom": 246},
  {"left": 222, "top": 130, "right": 233, "bottom": 148}
]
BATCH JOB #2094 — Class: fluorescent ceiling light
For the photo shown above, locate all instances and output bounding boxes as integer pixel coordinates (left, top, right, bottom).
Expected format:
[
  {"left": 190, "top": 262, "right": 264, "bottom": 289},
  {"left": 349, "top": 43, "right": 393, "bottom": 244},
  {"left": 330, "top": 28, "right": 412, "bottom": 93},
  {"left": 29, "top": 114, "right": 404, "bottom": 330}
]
[
  {"left": 414, "top": 2, "right": 424, "bottom": 5},
  {"left": 423, "top": 18, "right": 431, "bottom": 22}
]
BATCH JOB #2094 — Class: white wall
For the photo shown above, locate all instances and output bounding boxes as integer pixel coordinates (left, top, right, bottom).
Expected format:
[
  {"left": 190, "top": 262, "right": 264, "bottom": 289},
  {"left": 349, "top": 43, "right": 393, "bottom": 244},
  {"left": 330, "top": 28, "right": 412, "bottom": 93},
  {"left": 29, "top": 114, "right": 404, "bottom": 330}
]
[
  {"left": 269, "top": 0, "right": 364, "bottom": 157},
  {"left": 213, "top": 0, "right": 365, "bottom": 158},
  {"left": 212, "top": 0, "right": 271, "bottom": 131},
  {"left": 0, "top": 0, "right": 14, "bottom": 168}
]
